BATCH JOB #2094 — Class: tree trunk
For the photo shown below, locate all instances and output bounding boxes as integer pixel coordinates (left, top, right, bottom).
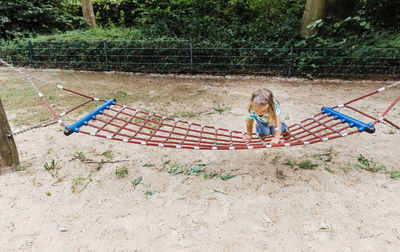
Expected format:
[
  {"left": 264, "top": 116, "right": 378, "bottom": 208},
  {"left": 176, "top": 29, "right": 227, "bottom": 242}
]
[
  {"left": 301, "top": 0, "right": 328, "bottom": 36},
  {"left": 81, "top": 0, "right": 97, "bottom": 29},
  {"left": 0, "top": 98, "right": 19, "bottom": 175}
]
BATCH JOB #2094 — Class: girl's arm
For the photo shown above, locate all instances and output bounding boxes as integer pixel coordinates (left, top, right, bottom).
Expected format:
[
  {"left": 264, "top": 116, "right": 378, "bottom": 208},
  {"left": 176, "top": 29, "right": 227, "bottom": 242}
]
[
  {"left": 271, "top": 116, "right": 282, "bottom": 144},
  {"left": 244, "top": 118, "right": 254, "bottom": 140}
]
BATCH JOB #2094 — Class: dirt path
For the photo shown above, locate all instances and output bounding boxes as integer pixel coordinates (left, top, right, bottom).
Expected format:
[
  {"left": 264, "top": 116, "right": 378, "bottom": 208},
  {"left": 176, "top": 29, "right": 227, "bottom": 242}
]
[{"left": 0, "top": 68, "right": 399, "bottom": 251}]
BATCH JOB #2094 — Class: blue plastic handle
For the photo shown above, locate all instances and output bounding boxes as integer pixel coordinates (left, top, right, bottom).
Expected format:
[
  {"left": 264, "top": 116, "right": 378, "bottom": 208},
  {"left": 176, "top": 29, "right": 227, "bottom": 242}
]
[
  {"left": 64, "top": 99, "right": 116, "bottom": 136},
  {"left": 321, "top": 107, "right": 375, "bottom": 133}
]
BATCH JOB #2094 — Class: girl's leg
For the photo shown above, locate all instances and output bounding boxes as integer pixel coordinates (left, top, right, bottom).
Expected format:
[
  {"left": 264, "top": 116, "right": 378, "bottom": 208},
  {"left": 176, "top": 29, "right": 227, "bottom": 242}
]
[{"left": 255, "top": 118, "right": 273, "bottom": 136}]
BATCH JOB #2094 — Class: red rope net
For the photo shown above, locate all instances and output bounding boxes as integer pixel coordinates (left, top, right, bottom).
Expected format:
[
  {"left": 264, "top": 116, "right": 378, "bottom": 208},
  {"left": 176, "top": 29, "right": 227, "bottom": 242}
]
[
  {"left": 62, "top": 82, "right": 399, "bottom": 150},
  {"left": 65, "top": 102, "right": 360, "bottom": 150}
]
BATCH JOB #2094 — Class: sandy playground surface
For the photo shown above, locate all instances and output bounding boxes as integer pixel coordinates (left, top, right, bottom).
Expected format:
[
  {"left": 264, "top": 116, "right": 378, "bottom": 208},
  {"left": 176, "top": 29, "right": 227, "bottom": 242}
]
[{"left": 0, "top": 68, "right": 400, "bottom": 251}]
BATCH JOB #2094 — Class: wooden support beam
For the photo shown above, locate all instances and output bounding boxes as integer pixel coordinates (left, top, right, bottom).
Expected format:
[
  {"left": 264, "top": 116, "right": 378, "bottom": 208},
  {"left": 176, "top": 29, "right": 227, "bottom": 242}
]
[{"left": 0, "top": 98, "right": 19, "bottom": 174}]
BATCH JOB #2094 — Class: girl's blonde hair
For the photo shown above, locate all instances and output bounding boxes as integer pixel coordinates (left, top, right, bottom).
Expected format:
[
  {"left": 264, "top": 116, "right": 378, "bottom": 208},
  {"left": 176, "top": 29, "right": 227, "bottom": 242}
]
[{"left": 248, "top": 88, "right": 277, "bottom": 124}]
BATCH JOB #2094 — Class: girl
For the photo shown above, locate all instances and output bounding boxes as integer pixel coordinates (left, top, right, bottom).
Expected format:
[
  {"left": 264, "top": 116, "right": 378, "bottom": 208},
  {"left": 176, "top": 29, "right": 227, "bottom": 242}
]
[{"left": 243, "top": 88, "right": 289, "bottom": 144}]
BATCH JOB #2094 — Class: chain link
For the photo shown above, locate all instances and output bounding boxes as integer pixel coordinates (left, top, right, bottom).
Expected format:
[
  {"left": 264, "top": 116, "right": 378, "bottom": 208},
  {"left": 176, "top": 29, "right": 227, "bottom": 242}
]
[
  {"left": 11, "top": 120, "right": 52, "bottom": 136},
  {"left": 384, "top": 81, "right": 400, "bottom": 90},
  {"left": 0, "top": 58, "right": 45, "bottom": 97}
]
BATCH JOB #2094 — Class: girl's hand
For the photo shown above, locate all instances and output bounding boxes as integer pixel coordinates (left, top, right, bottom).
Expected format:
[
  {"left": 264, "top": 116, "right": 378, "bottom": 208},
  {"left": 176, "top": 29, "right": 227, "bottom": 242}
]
[
  {"left": 271, "top": 136, "right": 280, "bottom": 144},
  {"left": 243, "top": 134, "right": 252, "bottom": 141}
]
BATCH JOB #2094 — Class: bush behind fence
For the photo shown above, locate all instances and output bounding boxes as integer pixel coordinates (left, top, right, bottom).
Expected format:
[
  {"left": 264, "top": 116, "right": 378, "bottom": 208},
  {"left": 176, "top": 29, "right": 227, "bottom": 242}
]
[{"left": 1, "top": 40, "right": 399, "bottom": 78}]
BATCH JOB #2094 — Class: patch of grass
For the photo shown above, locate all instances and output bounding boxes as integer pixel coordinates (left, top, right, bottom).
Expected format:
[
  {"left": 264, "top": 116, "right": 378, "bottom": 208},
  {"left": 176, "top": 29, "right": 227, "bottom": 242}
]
[
  {"left": 44, "top": 160, "right": 58, "bottom": 171},
  {"left": 352, "top": 154, "right": 386, "bottom": 172},
  {"left": 325, "top": 167, "right": 335, "bottom": 173},
  {"left": 142, "top": 163, "right": 155, "bottom": 167},
  {"left": 389, "top": 171, "right": 400, "bottom": 180},
  {"left": 163, "top": 159, "right": 171, "bottom": 168},
  {"left": 388, "top": 129, "right": 396, "bottom": 134},
  {"left": 102, "top": 150, "right": 114, "bottom": 160},
  {"left": 283, "top": 159, "right": 295, "bottom": 169},
  {"left": 210, "top": 104, "right": 231, "bottom": 115},
  {"left": 46, "top": 192, "right": 51, "bottom": 196},
  {"left": 113, "top": 90, "right": 137, "bottom": 103},
  {"left": 203, "top": 172, "right": 219, "bottom": 179},
  {"left": 297, "top": 160, "right": 318, "bottom": 170},
  {"left": 283, "top": 159, "right": 318, "bottom": 170},
  {"left": 71, "top": 151, "right": 87, "bottom": 162},
  {"left": 132, "top": 176, "right": 143, "bottom": 186},
  {"left": 219, "top": 174, "right": 237, "bottom": 180},
  {"left": 115, "top": 167, "right": 129, "bottom": 178},
  {"left": 167, "top": 164, "right": 184, "bottom": 175},
  {"left": 185, "top": 164, "right": 206, "bottom": 175},
  {"left": 16, "top": 166, "right": 26, "bottom": 171},
  {"left": 71, "top": 176, "right": 92, "bottom": 193},
  {"left": 145, "top": 190, "right": 159, "bottom": 197},
  {"left": 165, "top": 162, "right": 237, "bottom": 181}
]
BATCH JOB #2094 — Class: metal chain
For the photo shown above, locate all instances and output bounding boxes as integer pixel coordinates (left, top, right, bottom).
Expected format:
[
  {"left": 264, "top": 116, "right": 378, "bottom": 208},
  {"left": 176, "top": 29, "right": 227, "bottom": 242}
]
[
  {"left": 382, "top": 81, "right": 400, "bottom": 90},
  {"left": 0, "top": 58, "right": 45, "bottom": 97},
  {"left": 10, "top": 119, "right": 53, "bottom": 136}
]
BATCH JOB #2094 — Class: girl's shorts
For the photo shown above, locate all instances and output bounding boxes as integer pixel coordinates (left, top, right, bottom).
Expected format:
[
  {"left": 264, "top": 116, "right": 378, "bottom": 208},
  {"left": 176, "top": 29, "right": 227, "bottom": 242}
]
[{"left": 255, "top": 118, "right": 287, "bottom": 137}]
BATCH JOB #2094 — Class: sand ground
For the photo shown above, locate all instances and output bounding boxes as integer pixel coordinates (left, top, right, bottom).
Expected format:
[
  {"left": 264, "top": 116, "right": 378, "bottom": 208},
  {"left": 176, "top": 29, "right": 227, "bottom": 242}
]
[{"left": 0, "top": 68, "right": 399, "bottom": 251}]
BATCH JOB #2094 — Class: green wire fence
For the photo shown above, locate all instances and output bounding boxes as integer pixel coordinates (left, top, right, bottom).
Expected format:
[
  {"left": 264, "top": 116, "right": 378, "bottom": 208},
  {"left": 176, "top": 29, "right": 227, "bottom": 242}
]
[{"left": 1, "top": 40, "right": 399, "bottom": 78}]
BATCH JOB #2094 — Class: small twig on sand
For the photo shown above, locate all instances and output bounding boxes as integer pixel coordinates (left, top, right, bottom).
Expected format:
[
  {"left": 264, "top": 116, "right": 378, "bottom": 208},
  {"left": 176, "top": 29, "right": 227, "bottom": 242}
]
[
  {"left": 84, "top": 159, "right": 130, "bottom": 164},
  {"left": 213, "top": 188, "right": 228, "bottom": 195}
]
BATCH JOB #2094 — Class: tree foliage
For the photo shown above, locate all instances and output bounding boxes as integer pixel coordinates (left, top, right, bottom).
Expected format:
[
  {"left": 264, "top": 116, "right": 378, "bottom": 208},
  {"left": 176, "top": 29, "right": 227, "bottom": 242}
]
[{"left": 0, "top": 0, "right": 87, "bottom": 40}]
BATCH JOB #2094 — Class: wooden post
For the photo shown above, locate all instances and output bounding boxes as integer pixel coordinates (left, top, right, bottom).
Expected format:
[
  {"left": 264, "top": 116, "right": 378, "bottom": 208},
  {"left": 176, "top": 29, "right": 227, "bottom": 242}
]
[{"left": 0, "top": 98, "right": 19, "bottom": 174}]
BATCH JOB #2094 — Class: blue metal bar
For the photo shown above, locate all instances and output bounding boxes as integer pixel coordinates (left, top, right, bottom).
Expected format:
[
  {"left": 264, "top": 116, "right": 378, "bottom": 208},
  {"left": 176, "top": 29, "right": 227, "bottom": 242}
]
[
  {"left": 321, "top": 107, "right": 375, "bottom": 133},
  {"left": 64, "top": 99, "right": 115, "bottom": 136}
]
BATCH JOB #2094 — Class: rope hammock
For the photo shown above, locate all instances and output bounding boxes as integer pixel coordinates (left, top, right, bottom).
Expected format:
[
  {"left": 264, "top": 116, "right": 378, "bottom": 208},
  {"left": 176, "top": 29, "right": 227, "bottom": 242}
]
[{"left": 1, "top": 58, "right": 399, "bottom": 150}]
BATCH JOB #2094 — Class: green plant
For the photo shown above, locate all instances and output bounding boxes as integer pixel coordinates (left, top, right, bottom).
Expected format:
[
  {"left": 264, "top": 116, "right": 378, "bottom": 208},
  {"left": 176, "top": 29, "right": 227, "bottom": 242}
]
[
  {"left": 71, "top": 151, "right": 87, "bottom": 162},
  {"left": 219, "top": 174, "right": 237, "bottom": 180},
  {"left": 352, "top": 155, "right": 386, "bottom": 172},
  {"left": 16, "top": 166, "right": 26, "bottom": 171},
  {"left": 283, "top": 159, "right": 317, "bottom": 170},
  {"left": 102, "top": 150, "right": 114, "bottom": 160},
  {"left": 46, "top": 192, "right": 51, "bottom": 196},
  {"left": 167, "top": 165, "right": 184, "bottom": 175},
  {"left": 115, "top": 167, "right": 129, "bottom": 177},
  {"left": 283, "top": 159, "right": 295, "bottom": 169},
  {"left": 71, "top": 177, "right": 92, "bottom": 193},
  {"left": 203, "top": 172, "right": 219, "bottom": 179},
  {"left": 297, "top": 160, "right": 318, "bottom": 170},
  {"left": 211, "top": 104, "right": 231, "bottom": 115},
  {"left": 143, "top": 163, "right": 155, "bottom": 167},
  {"left": 132, "top": 176, "right": 143, "bottom": 186},
  {"left": 325, "top": 167, "right": 334, "bottom": 173},
  {"left": 145, "top": 190, "right": 159, "bottom": 197},
  {"left": 389, "top": 171, "right": 400, "bottom": 180},
  {"left": 185, "top": 164, "right": 206, "bottom": 175},
  {"left": 44, "top": 160, "right": 56, "bottom": 170}
]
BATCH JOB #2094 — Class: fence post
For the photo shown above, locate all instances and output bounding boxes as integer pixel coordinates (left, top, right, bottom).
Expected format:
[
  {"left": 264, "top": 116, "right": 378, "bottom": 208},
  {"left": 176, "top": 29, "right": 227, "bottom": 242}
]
[
  {"left": 288, "top": 47, "right": 293, "bottom": 78},
  {"left": 0, "top": 98, "right": 19, "bottom": 175},
  {"left": 28, "top": 40, "right": 36, "bottom": 68},
  {"left": 189, "top": 39, "right": 194, "bottom": 72},
  {"left": 103, "top": 40, "right": 109, "bottom": 70}
]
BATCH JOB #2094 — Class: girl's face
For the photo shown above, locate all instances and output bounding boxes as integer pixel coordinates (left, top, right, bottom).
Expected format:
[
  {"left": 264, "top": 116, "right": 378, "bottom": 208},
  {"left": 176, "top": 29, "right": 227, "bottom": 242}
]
[{"left": 253, "top": 104, "right": 269, "bottom": 117}]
